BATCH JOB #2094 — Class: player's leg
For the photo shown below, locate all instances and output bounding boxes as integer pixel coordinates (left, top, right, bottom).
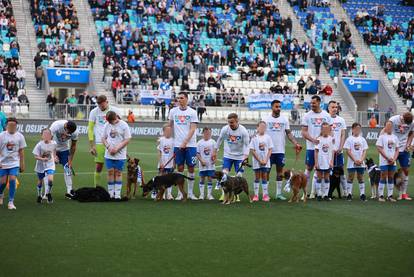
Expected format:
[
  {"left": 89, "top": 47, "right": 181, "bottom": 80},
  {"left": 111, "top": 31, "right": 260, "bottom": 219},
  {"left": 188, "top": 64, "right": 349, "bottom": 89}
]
[
  {"left": 45, "top": 170, "right": 54, "bottom": 203},
  {"left": 305, "top": 150, "right": 315, "bottom": 198},
  {"left": 387, "top": 167, "right": 396, "bottom": 202},
  {"left": 357, "top": 170, "right": 366, "bottom": 201},
  {"left": 174, "top": 147, "right": 185, "bottom": 200},
  {"left": 199, "top": 175, "right": 206, "bottom": 200},
  {"left": 276, "top": 154, "right": 286, "bottom": 200},
  {"left": 322, "top": 171, "right": 330, "bottom": 199},
  {"left": 58, "top": 150, "right": 74, "bottom": 197},
  {"left": 378, "top": 168, "right": 388, "bottom": 202},
  {"left": 185, "top": 147, "right": 197, "bottom": 200},
  {"left": 218, "top": 158, "right": 232, "bottom": 201},
  {"left": 94, "top": 144, "right": 106, "bottom": 187},
  {"left": 397, "top": 151, "right": 411, "bottom": 200},
  {"left": 0, "top": 171, "right": 7, "bottom": 205},
  {"left": 233, "top": 160, "right": 243, "bottom": 201},
  {"left": 165, "top": 168, "right": 174, "bottom": 200},
  {"left": 36, "top": 172, "right": 45, "bottom": 203},
  {"left": 114, "top": 169, "right": 122, "bottom": 200},
  {"left": 261, "top": 170, "right": 270, "bottom": 202}
]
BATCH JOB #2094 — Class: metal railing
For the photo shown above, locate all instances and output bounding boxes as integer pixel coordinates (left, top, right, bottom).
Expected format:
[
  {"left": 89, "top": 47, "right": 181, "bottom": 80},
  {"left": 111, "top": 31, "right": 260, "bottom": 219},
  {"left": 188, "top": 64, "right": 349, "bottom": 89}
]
[{"left": 0, "top": 103, "right": 30, "bottom": 116}]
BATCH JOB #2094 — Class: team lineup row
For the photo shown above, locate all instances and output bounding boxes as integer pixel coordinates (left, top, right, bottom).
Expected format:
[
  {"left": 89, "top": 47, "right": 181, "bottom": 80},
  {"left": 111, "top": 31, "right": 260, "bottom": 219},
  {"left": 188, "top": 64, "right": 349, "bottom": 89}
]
[{"left": 0, "top": 93, "right": 413, "bottom": 209}]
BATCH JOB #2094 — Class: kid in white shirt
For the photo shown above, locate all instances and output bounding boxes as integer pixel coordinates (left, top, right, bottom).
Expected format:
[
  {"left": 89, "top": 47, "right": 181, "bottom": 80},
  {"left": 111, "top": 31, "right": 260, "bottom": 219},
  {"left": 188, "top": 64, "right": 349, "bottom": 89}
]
[
  {"left": 196, "top": 128, "right": 216, "bottom": 200},
  {"left": 250, "top": 121, "right": 273, "bottom": 202},
  {"left": 376, "top": 121, "right": 399, "bottom": 202},
  {"left": 343, "top": 123, "right": 369, "bottom": 201},
  {"left": 32, "top": 128, "right": 57, "bottom": 204},
  {"left": 314, "top": 122, "right": 335, "bottom": 200},
  {"left": 102, "top": 111, "right": 131, "bottom": 199},
  {"left": 157, "top": 124, "right": 175, "bottom": 200}
]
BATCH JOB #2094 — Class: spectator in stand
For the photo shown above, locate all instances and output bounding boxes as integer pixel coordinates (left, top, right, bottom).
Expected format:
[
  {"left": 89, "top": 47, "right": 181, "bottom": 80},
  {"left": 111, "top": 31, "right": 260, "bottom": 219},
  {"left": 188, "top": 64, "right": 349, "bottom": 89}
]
[
  {"left": 17, "top": 91, "right": 29, "bottom": 108},
  {"left": 127, "top": 110, "right": 135, "bottom": 123},
  {"left": 35, "top": 66, "right": 43, "bottom": 89},
  {"left": 111, "top": 77, "right": 121, "bottom": 98},
  {"left": 321, "top": 84, "right": 333, "bottom": 96},
  {"left": 87, "top": 49, "right": 95, "bottom": 68},
  {"left": 16, "top": 66, "right": 25, "bottom": 89},
  {"left": 46, "top": 93, "right": 57, "bottom": 119},
  {"left": 369, "top": 114, "right": 378, "bottom": 128}
]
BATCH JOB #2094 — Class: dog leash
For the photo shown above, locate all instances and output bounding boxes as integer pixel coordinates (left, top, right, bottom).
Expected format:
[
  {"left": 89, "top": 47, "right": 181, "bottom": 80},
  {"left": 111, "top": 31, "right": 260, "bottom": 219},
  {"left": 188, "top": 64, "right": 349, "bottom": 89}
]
[{"left": 160, "top": 152, "right": 177, "bottom": 174}]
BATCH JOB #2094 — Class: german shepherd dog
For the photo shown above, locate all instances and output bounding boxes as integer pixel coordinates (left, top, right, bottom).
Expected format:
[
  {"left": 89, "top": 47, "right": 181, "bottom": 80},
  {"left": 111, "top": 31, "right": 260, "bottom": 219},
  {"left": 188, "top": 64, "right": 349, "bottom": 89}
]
[
  {"left": 213, "top": 171, "right": 252, "bottom": 204},
  {"left": 142, "top": 173, "right": 193, "bottom": 201},
  {"left": 126, "top": 157, "right": 143, "bottom": 199}
]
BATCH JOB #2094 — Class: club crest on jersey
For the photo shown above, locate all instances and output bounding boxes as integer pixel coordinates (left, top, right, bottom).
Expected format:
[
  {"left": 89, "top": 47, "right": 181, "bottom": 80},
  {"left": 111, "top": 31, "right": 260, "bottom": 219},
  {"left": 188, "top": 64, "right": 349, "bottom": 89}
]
[
  {"left": 98, "top": 115, "right": 107, "bottom": 125},
  {"left": 396, "top": 124, "right": 409, "bottom": 134},
  {"left": 259, "top": 143, "right": 266, "bottom": 151},
  {"left": 163, "top": 146, "right": 171, "bottom": 154},
  {"left": 268, "top": 122, "right": 284, "bottom": 131},
  {"left": 42, "top": 151, "right": 52, "bottom": 159},
  {"left": 332, "top": 122, "right": 342, "bottom": 130},
  {"left": 311, "top": 118, "right": 325, "bottom": 126},
  {"left": 6, "top": 141, "right": 15, "bottom": 151},
  {"left": 322, "top": 144, "right": 329, "bottom": 153},
  {"left": 174, "top": 115, "right": 191, "bottom": 124},
  {"left": 354, "top": 142, "right": 361, "bottom": 151},
  {"left": 203, "top": 147, "right": 211, "bottom": 155},
  {"left": 387, "top": 140, "right": 395, "bottom": 149},
  {"left": 227, "top": 135, "right": 241, "bottom": 143},
  {"left": 110, "top": 129, "right": 118, "bottom": 138}
]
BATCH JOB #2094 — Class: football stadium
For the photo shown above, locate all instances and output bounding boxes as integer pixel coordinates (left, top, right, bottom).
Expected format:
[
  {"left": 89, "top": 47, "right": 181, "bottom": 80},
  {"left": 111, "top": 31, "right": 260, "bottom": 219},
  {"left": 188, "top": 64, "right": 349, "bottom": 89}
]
[{"left": 0, "top": 0, "right": 413, "bottom": 276}]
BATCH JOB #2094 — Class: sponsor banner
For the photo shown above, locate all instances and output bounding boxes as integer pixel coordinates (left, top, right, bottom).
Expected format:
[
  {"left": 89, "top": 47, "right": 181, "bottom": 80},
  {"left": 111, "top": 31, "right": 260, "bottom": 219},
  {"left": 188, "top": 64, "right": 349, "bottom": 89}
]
[
  {"left": 46, "top": 67, "right": 90, "bottom": 84},
  {"left": 15, "top": 120, "right": 383, "bottom": 142},
  {"left": 342, "top": 77, "right": 379, "bottom": 93},
  {"left": 140, "top": 90, "right": 172, "bottom": 105},
  {"left": 247, "top": 94, "right": 294, "bottom": 110}
]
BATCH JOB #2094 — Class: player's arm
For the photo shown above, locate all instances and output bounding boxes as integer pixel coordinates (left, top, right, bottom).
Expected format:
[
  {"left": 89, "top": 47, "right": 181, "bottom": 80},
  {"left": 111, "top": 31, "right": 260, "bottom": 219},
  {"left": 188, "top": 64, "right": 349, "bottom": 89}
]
[
  {"left": 250, "top": 148, "right": 261, "bottom": 163},
  {"left": 265, "top": 147, "right": 272, "bottom": 164},
  {"left": 301, "top": 126, "right": 318, "bottom": 144},
  {"left": 68, "top": 140, "right": 77, "bottom": 167},
  {"left": 339, "top": 128, "right": 346, "bottom": 152},
  {"left": 286, "top": 129, "right": 301, "bottom": 148},
  {"left": 19, "top": 148, "right": 25, "bottom": 172},
  {"left": 242, "top": 130, "right": 250, "bottom": 160},
  {"left": 114, "top": 137, "right": 131, "bottom": 153},
  {"left": 314, "top": 148, "right": 319, "bottom": 169},
  {"left": 158, "top": 149, "right": 163, "bottom": 168},
  {"left": 346, "top": 148, "right": 356, "bottom": 163},
  {"left": 393, "top": 146, "right": 399, "bottom": 162},
  {"left": 214, "top": 128, "right": 225, "bottom": 159},
  {"left": 406, "top": 131, "right": 414, "bottom": 151},
  {"left": 196, "top": 152, "right": 206, "bottom": 166},
  {"left": 181, "top": 122, "right": 197, "bottom": 148}
]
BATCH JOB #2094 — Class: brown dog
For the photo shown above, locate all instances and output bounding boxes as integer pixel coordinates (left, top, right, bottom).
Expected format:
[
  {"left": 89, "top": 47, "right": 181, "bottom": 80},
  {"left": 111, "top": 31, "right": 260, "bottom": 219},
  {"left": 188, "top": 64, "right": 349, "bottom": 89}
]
[
  {"left": 283, "top": 169, "right": 307, "bottom": 203},
  {"left": 126, "top": 157, "right": 143, "bottom": 199},
  {"left": 213, "top": 171, "right": 252, "bottom": 204}
]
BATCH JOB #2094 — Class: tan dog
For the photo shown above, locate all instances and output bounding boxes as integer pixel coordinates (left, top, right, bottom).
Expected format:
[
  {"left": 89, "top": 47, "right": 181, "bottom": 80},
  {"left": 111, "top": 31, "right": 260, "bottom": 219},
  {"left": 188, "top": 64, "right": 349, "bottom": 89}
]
[
  {"left": 283, "top": 169, "right": 307, "bottom": 203},
  {"left": 126, "top": 157, "right": 143, "bottom": 199}
]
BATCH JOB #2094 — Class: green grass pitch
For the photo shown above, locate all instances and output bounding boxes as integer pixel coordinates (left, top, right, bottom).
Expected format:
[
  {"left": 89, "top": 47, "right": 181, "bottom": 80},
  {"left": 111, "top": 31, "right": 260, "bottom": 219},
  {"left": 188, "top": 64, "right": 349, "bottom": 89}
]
[{"left": 1, "top": 135, "right": 413, "bottom": 277}]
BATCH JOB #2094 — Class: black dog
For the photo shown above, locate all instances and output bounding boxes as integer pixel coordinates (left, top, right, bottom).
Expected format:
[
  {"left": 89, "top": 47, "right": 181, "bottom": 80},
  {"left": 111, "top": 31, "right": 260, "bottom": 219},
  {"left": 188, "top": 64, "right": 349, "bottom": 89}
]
[
  {"left": 71, "top": 186, "right": 128, "bottom": 202},
  {"left": 366, "top": 158, "right": 380, "bottom": 199},
  {"left": 142, "top": 173, "right": 193, "bottom": 201},
  {"left": 328, "top": 167, "right": 344, "bottom": 199}
]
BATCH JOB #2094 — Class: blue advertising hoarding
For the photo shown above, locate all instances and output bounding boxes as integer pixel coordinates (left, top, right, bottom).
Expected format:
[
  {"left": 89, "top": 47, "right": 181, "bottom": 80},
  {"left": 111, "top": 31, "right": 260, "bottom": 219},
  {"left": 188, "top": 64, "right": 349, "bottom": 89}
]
[
  {"left": 46, "top": 67, "right": 90, "bottom": 84},
  {"left": 343, "top": 77, "right": 379, "bottom": 93}
]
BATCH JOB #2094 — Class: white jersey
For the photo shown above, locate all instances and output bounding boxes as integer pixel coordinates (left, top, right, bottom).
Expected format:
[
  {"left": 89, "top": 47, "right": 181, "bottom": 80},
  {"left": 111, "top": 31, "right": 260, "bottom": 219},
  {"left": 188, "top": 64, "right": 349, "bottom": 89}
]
[
  {"left": 216, "top": 124, "right": 250, "bottom": 160},
  {"left": 331, "top": 115, "right": 346, "bottom": 151},
  {"left": 89, "top": 105, "right": 121, "bottom": 144},
  {"left": 0, "top": 131, "right": 26, "bottom": 169},
  {"left": 168, "top": 106, "right": 198, "bottom": 147},
  {"left": 157, "top": 136, "right": 175, "bottom": 169},
  {"left": 32, "top": 140, "right": 57, "bottom": 173},
  {"left": 103, "top": 120, "right": 131, "bottom": 160},
  {"left": 376, "top": 133, "right": 399, "bottom": 166},
  {"left": 315, "top": 135, "right": 334, "bottom": 170},
  {"left": 389, "top": 115, "right": 414, "bottom": 152},
  {"left": 302, "top": 110, "right": 333, "bottom": 150},
  {"left": 262, "top": 114, "right": 290, "bottom": 154},
  {"left": 197, "top": 138, "right": 216, "bottom": 171},
  {"left": 343, "top": 135, "right": 368, "bottom": 168},
  {"left": 249, "top": 133, "right": 274, "bottom": 169},
  {"left": 50, "top": 120, "right": 79, "bottom": 152}
]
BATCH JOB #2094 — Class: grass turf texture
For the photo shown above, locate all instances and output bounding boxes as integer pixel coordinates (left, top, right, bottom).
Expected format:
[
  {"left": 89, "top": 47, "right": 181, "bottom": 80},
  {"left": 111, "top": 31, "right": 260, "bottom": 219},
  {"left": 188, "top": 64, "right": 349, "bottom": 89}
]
[{"left": 1, "top": 135, "right": 414, "bottom": 277}]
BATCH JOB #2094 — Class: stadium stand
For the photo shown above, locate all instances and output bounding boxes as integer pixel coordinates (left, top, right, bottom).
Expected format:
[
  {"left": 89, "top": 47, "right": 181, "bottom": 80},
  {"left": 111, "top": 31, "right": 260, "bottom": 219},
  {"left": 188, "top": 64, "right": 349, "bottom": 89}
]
[{"left": 342, "top": 0, "right": 414, "bottom": 103}]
